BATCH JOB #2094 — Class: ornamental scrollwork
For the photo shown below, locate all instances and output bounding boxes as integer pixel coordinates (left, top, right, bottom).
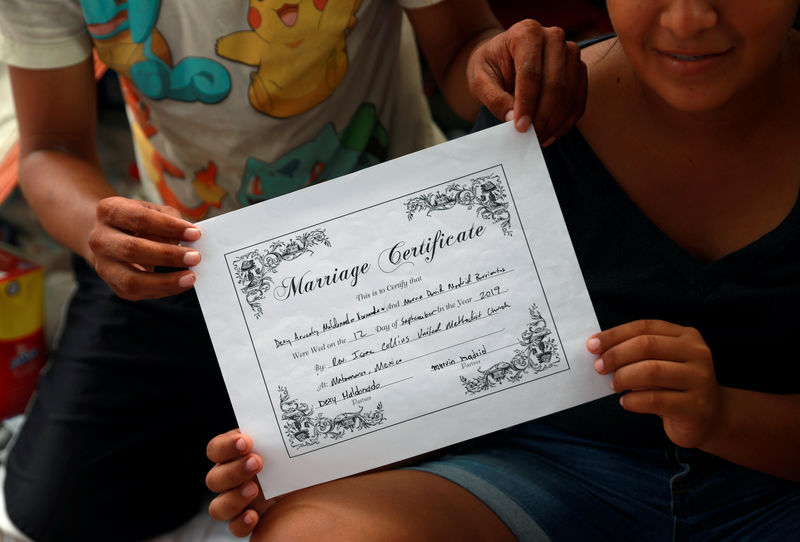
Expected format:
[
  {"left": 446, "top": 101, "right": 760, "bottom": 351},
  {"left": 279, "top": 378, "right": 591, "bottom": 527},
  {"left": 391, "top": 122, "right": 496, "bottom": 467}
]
[
  {"left": 278, "top": 386, "right": 385, "bottom": 449},
  {"left": 405, "top": 173, "right": 512, "bottom": 235},
  {"left": 231, "top": 229, "right": 330, "bottom": 318},
  {"left": 460, "top": 304, "right": 560, "bottom": 394}
]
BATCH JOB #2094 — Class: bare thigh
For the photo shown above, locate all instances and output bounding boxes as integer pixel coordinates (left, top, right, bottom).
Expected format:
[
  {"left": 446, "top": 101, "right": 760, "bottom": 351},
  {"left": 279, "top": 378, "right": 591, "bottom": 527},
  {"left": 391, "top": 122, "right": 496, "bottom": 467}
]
[{"left": 254, "top": 469, "right": 517, "bottom": 542}]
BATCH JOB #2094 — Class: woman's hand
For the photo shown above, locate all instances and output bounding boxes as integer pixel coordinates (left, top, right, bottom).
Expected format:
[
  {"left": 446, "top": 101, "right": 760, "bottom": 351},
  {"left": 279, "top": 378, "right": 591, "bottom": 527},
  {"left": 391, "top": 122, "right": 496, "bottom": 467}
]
[
  {"left": 588, "top": 319, "right": 726, "bottom": 449},
  {"left": 206, "top": 429, "right": 275, "bottom": 538},
  {"left": 87, "top": 196, "right": 202, "bottom": 300},
  {"left": 467, "top": 19, "right": 587, "bottom": 144}
]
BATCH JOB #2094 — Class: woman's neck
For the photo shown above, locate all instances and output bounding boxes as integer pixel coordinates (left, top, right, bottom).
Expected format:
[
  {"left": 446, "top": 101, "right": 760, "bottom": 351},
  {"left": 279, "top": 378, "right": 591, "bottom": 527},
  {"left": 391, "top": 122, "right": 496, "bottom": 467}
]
[{"left": 577, "top": 34, "right": 800, "bottom": 263}]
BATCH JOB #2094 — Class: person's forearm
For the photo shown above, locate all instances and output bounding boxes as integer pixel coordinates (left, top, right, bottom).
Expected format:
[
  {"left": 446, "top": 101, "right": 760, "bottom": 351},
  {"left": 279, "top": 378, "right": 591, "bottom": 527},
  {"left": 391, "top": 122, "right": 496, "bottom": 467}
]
[
  {"left": 18, "top": 149, "right": 115, "bottom": 263},
  {"left": 437, "top": 27, "right": 502, "bottom": 121},
  {"left": 701, "top": 388, "right": 800, "bottom": 482},
  {"left": 405, "top": 0, "right": 503, "bottom": 123},
  {"left": 10, "top": 59, "right": 112, "bottom": 264}
]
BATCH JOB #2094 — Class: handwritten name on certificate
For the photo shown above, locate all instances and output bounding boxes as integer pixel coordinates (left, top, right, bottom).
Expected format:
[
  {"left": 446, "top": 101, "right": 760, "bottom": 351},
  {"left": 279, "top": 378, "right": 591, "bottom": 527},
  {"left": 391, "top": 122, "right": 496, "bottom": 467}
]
[{"left": 191, "top": 122, "right": 612, "bottom": 499}]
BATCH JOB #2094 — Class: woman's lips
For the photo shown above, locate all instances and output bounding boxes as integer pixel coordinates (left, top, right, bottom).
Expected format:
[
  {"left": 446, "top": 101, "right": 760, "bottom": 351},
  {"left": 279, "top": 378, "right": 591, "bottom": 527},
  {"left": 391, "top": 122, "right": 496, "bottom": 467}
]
[
  {"left": 655, "top": 48, "right": 732, "bottom": 75},
  {"left": 661, "top": 50, "right": 725, "bottom": 61}
]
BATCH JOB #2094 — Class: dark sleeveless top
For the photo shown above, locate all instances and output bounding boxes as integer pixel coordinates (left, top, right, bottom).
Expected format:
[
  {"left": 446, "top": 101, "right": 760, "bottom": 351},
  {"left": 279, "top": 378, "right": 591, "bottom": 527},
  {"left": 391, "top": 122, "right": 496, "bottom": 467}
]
[{"left": 472, "top": 103, "right": 800, "bottom": 443}]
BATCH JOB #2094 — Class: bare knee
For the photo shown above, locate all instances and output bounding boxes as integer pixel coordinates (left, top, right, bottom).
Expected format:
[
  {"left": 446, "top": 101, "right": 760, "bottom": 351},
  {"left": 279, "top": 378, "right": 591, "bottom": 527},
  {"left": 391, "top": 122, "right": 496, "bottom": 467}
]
[
  {"left": 255, "top": 494, "right": 410, "bottom": 542},
  {"left": 252, "top": 470, "right": 515, "bottom": 542}
]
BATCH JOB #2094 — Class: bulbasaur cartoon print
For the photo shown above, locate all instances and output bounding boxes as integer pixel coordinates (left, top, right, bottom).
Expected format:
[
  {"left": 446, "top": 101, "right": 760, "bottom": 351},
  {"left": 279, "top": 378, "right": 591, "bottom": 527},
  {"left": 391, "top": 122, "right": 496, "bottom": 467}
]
[
  {"left": 79, "top": 0, "right": 230, "bottom": 103},
  {"left": 236, "top": 103, "right": 387, "bottom": 206},
  {"left": 217, "top": 0, "right": 362, "bottom": 117}
]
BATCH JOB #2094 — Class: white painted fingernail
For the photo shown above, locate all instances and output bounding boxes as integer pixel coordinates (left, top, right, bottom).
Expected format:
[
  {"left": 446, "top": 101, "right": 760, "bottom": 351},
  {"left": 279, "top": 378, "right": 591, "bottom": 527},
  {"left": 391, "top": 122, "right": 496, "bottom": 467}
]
[
  {"left": 594, "top": 357, "right": 605, "bottom": 373},
  {"left": 183, "top": 250, "right": 201, "bottom": 266},
  {"left": 245, "top": 457, "right": 259, "bottom": 472},
  {"left": 178, "top": 273, "right": 195, "bottom": 288},
  {"left": 516, "top": 115, "right": 531, "bottom": 132},
  {"left": 183, "top": 227, "right": 201, "bottom": 241}
]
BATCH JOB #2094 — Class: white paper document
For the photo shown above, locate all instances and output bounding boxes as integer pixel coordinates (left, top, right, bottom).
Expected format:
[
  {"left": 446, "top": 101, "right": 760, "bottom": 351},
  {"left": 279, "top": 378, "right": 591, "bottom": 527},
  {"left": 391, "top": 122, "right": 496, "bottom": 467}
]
[{"left": 190, "top": 122, "right": 611, "bottom": 498}]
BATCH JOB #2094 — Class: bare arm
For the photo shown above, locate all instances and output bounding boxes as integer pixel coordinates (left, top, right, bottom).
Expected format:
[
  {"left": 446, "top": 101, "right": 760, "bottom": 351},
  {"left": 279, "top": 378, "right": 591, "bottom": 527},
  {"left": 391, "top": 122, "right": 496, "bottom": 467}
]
[
  {"left": 10, "top": 59, "right": 201, "bottom": 300},
  {"left": 700, "top": 388, "right": 800, "bottom": 482},
  {"left": 406, "top": 1, "right": 587, "bottom": 143},
  {"left": 11, "top": 58, "right": 107, "bottom": 261},
  {"left": 404, "top": 0, "right": 502, "bottom": 122}
]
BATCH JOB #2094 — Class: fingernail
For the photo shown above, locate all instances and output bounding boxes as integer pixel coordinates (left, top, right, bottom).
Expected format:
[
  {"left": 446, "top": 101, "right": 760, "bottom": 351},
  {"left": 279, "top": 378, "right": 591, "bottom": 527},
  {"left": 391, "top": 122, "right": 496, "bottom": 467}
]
[
  {"left": 515, "top": 115, "right": 531, "bottom": 132},
  {"left": 586, "top": 337, "right": 601, "bottom": 353},
  {"left": 594, "top": 357, "right": 605, "bottom": 373},
  {"left": 183, "top": 227, "right": 201, "bottom": 242},
  {"left": 504, "top": 110, "right": 514, "bottom": 122},
  {"left": 542, "top": 136, "right": 556, "bottom": 148},
  {"left": 235, "top": 437, "right": 247, "bottom": 452},
  {"left": 245, "top": 457, "right": 259, "bottom": 472},
  {"left": 178, "top": 273, "right": 195, "bottom": 288},
  {"left": 241, "top": 483, "right": 258, "bottom": 498},
  {"left": 243, "top": 511, "right": 254, "bottom": 525},
  {"left": 183, "top": 250, "right": 201, "bottom": 266},
  {"left": 609, "top": 379, "right": 616, "bottom": 391}
]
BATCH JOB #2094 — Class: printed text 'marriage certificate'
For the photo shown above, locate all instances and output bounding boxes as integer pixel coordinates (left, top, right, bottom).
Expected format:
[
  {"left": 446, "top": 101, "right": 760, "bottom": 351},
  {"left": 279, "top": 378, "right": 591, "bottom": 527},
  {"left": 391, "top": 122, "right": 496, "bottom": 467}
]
[{"left": 191, "top": 123, "right": 611, "bottom": 499}]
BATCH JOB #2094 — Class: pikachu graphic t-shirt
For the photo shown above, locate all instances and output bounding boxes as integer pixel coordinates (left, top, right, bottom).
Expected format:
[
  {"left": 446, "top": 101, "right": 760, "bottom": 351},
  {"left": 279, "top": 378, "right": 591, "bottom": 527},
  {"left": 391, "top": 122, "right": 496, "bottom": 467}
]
[{"left": 0, "top": 0, "right": 446, "bottom": 219}]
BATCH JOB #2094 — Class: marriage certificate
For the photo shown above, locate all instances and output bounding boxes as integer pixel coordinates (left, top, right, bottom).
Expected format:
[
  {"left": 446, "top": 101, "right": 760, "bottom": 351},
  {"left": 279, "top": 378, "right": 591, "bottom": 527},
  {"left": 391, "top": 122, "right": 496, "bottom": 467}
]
[{"left": 191, "top": 122, "right": 612, "bottom": 499}]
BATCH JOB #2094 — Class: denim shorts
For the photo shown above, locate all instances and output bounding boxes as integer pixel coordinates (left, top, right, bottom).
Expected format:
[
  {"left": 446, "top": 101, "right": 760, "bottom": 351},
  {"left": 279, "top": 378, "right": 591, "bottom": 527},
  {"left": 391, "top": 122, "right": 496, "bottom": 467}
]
[{"left": 410, "top": 407, "right": 800, "bottom": 541}]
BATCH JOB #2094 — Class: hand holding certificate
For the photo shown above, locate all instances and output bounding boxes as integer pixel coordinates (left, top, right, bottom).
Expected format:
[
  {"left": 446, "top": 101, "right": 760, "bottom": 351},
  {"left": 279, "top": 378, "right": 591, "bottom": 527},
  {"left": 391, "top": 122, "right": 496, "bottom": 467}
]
[{"left": 190, "top": 122, "right": 612, "bottom": 499}]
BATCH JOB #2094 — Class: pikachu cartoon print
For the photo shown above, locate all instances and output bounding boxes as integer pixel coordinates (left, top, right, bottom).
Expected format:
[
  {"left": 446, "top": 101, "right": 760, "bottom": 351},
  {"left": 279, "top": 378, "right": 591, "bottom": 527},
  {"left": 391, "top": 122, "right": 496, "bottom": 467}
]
[{"left": 217, "top": 0, "right": 362, "bottom": 118}]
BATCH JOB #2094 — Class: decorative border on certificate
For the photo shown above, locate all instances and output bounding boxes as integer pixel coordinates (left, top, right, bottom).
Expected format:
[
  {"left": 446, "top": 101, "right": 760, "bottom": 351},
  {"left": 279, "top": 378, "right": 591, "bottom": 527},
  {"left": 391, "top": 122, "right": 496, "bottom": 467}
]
[
  {"left": 405, "top": 173, "right": 513, "bottom": 236},
  {"left": 279, "top": 385, "right": 385, "bottom": 449},
  {"left": 231, "top": 229, "right": 331, "bottom": 318},
  {"left": 460, "top": 303, "right": 560, "bottom": 393},
  {"left": 223, "top": 165, "right": 571, "bottom": 458}
]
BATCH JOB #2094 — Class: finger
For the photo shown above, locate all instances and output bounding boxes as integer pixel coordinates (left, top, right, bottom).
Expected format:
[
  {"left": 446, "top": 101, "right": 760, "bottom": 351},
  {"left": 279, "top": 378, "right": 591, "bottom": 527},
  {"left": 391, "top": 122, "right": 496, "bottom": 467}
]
[
  {"left": 468, "top": 44, "right": 516, "bottom": 122},
  {"left": 618, "top": 389, "right": 692, "bottom": 419},
  {"left": 206, "top": 453, "right": 263, "bottom": 494},
  {"left": 543, "top": 43, "right": 587, "bottom": 146},
  {"left": 93, "top": 261, "right": 196, "bottom": 301},
  {"left": 611, "top": 359, "right": 696, "bottom": 393},
  {"left": 527, "top": 27, "right": 568, "bottom": 142},
  {"left": 159, "top": 204, "right": 185, "bottom": 220},
  {"left": 227, "top": 509, "right": 259, "bottom": 538},
  {"left": 596, "top": 334, "right": 698, "bottom": 374},
  {"left": 208, "top": 480, "right": 261, "bottom": 521},
  {"left": 92, "top": 228, "right": 202, "bottom": 270},
  {"left": 207, "top": 429, "right": 250, "bottom": 464},
  {"left": 509, "top": 25, "right": 546, "bottom": 132},
  {"left": 488, "top": 90, "right": 515, "bottom": 123},
  {"left": 473, "top": 76, "right": 515, "bottom": 123},
  {"left": 97, "top": 197, "right": 200, "bottom": 243},
  {"left": 587, "top": 319, "right": 684, "bottom": 354}
]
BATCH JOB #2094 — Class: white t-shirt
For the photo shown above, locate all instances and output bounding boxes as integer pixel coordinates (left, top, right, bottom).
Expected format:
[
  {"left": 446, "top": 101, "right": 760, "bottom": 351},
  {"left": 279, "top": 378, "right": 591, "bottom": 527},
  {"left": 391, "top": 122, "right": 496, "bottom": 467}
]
[
  {"left": 0, "top": 63, "right": 17, "bottom": 162},
  {"left": 0, "top": 0, "right": 445, "bottom": 219}
]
